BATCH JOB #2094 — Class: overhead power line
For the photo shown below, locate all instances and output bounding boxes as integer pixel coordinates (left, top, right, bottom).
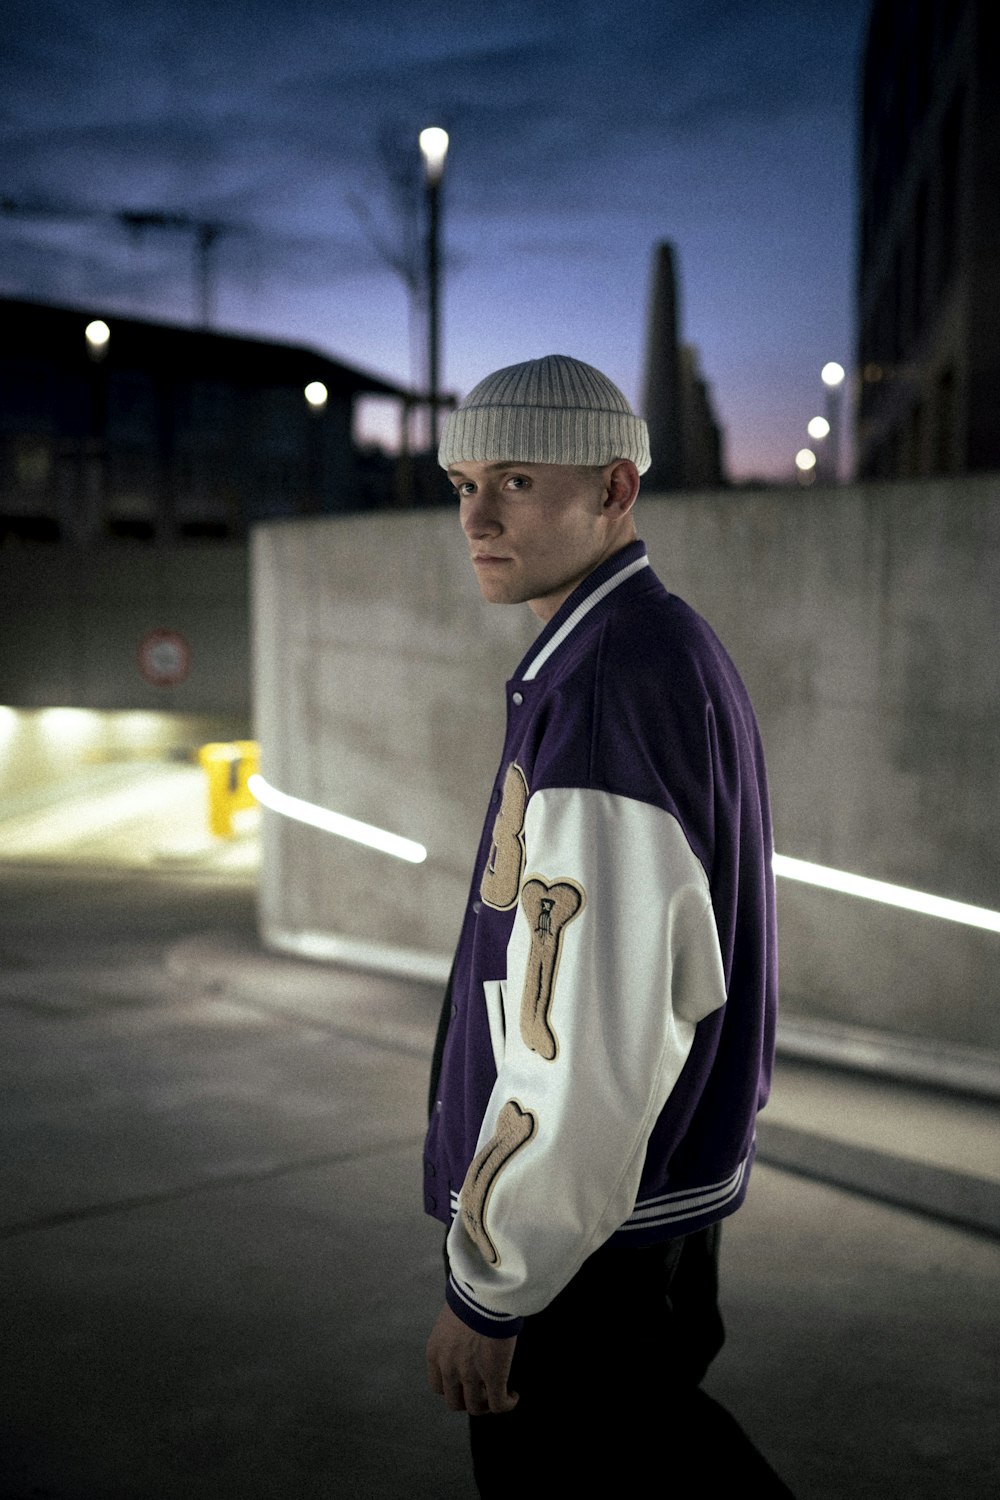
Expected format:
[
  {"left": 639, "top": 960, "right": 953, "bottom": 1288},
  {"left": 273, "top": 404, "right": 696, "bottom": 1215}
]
[{"left": 1, "top": 195, "right": 235, "bottom": 327}]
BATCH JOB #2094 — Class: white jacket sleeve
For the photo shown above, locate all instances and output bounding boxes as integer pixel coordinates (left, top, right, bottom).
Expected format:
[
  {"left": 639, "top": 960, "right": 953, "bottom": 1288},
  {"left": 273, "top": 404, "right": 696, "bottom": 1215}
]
[{"left": 445, "top": 785, "right": 727, "bottom": 1326}]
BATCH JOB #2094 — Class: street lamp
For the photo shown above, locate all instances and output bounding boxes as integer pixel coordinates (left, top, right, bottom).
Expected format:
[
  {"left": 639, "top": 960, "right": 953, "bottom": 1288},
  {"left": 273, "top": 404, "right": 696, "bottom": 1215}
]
[
  {"left": 821, "top": 361, "right": 846, "bottom": 482},
  {"left": 795, "top": 447, "right": 817, "bottom": 487},
  {"left": 85, "top": 319, "right": 110, "bottom": 362},
  {"left": 419, "top": 126, "right": 449, "bottom": 449}
]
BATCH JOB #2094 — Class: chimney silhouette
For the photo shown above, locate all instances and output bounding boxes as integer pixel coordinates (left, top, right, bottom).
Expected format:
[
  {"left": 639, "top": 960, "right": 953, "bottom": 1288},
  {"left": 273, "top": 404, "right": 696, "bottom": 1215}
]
[{"left": 642, "top": 242, "right": 684, "bottom": 491}]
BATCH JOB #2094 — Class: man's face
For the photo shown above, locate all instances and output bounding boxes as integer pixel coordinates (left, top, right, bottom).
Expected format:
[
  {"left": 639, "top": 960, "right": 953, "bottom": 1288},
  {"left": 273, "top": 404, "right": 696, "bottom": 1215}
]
[{"left": 448, "top": 459, "right": 630, "bottom": 621}]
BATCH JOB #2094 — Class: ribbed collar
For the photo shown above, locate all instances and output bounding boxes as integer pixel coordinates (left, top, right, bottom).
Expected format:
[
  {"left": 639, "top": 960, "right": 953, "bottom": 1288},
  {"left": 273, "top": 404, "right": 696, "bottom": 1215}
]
[{"left": 514, "top": 540, "right": 651, "bottom": 682}]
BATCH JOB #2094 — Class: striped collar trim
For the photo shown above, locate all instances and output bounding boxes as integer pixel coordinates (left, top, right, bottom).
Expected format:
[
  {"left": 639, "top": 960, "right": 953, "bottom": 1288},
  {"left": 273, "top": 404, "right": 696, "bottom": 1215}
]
[{"left": 520, "top": 543, "right": 650, "bottom": 682}]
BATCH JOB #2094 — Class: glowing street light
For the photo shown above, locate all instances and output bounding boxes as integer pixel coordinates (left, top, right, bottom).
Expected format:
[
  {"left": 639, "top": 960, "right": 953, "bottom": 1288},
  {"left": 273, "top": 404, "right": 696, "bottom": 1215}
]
[
  {"left": 85, "top": 319, "right": 111, "bottom": 364},
  {"left": 418, "top": 126, "right": 449, "bottom": 185},
  {"left": 795, "top": 448, "right": 817, "bottom": 485},
  {"left": 419, "top": 126, "right": 449, "bottom": 448},
  {"left": 304, "top": 381, "right": 328, "bottom": 410},
  {"left": 820, "top": 361, "right": 846, "bottom": 482},
  {"left": 807, "top": 415, "right": 830, "bottom": 441}
]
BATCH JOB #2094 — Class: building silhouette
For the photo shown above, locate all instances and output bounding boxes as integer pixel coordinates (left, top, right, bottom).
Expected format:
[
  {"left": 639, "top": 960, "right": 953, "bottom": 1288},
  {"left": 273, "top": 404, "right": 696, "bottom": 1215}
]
[
  {"left": 856, "top": 0, "right": 1000, "bottom": 478},
  {"left": 0, "top": 297, "right": 425, "bottom": 548},
  {"left": 642, "top": 242, "right": 726, "bottom": 490}
]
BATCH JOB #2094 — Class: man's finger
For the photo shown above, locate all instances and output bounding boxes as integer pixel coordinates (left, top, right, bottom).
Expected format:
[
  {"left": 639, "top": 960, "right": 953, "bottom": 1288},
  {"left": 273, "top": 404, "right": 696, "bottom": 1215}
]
[
  {"left": 464, "top": 1382, "right": 492, "bottom": 1417},
  {"left": 484, "top": 1377, "right": 519, "bottom": 1415},
  {"left": 442, "top": 1374, "right": 468, "bottom": 1412},
  {"left": 426, "top": 1357, "right": 444, "bottom": 1396}
]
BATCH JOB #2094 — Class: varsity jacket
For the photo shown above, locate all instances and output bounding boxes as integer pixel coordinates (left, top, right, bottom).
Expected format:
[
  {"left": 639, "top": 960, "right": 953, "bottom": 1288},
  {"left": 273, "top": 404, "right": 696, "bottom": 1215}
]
[{"left": 423, "top": 539, "right": 777, "bottom": 1338}]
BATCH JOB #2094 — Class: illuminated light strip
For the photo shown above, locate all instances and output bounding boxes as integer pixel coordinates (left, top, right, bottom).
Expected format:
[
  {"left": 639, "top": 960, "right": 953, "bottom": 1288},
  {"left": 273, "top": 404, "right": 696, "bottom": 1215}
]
[
  {"left": 247, "top": 773, "right": 427, "bottom": 865},
  {"left": 773, "top": 853, "right": 1000, "bottom": 934}
]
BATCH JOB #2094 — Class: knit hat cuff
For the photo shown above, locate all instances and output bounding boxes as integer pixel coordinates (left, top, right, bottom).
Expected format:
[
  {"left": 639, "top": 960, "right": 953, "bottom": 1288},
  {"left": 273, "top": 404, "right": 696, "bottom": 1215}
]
[{"left": 439, "top": 403, "right": 651, "bottom": 473}]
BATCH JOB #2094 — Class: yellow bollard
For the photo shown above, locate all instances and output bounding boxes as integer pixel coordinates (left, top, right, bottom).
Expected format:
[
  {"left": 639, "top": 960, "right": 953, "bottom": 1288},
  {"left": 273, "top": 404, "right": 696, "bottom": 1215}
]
[{"left": 198, "top": 741, "right": 260, "bottom": 839}]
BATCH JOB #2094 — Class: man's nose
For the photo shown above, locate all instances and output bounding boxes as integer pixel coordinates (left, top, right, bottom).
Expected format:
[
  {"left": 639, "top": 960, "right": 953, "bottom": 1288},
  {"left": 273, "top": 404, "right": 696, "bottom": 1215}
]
[{"left": 461, "top": 493, "right": 501, "bottom": 537}]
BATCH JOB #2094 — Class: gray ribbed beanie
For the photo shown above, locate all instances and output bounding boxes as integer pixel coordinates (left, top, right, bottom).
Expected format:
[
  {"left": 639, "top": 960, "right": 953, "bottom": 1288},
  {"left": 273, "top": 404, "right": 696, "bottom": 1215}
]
[{"left": 438, "top": 354, "right": 651, "bottom": 474}]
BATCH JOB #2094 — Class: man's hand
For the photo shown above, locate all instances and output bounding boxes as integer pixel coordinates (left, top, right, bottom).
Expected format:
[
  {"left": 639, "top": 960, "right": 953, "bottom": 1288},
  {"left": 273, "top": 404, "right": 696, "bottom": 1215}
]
[{"left": 426, "top": 1303, "right": 519, "bottom": 1416}]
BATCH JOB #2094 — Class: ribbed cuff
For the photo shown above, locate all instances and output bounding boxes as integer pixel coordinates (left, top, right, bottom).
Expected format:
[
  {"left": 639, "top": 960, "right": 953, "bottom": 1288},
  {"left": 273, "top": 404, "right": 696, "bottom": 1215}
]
[{"left": 446, "top": 1274, "right": 524, "bottom": 1340}]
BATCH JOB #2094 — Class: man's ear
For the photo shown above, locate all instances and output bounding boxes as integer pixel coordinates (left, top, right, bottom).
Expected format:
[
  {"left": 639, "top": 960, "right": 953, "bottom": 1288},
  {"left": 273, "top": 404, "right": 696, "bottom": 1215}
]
[{"left": 602, "top": 460, "right": 640, "bottom": 518}]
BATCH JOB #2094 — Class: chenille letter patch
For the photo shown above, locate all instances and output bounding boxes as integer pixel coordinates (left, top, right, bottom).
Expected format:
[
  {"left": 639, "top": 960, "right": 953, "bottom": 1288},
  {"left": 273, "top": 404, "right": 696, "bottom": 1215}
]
[{"left": 480, "top": 763, "right": 528, "bottom": 910}]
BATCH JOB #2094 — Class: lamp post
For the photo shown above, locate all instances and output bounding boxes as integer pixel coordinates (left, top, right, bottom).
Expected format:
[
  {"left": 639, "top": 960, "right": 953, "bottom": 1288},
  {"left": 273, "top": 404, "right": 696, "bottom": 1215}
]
[
  {"left": 821, "top": 361, "right": 846, "bottom": 482},
  {"left": 419, "top": 126, "right": 449, "bottom": 450}
]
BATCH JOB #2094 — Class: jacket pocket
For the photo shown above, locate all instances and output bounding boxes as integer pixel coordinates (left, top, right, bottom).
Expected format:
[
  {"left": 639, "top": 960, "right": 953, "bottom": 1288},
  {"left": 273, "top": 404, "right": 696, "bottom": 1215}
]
[{"left": 482, "top": 978, "right": 507, "bottom": 1074}]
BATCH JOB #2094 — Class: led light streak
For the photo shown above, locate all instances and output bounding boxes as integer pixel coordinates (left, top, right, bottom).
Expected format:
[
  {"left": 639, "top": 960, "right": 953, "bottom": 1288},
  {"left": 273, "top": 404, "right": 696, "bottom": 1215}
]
[
  {"left": 773, "top": 853, "right": 1000, "bottom": 933},
  {"left": 248, "top": 773, "right": 427, "bottom": 864}
]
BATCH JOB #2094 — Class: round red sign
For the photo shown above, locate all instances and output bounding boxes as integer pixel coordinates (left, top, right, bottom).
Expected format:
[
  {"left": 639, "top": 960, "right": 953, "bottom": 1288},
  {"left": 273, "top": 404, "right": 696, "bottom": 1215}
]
[{"left": 138, "top": 628, "right": 191, "bottom": 687}]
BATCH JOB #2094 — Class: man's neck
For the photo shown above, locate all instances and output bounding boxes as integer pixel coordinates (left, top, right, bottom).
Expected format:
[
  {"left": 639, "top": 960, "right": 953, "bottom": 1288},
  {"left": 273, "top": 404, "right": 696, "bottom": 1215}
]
[{"left": 527, "top": 533, "right": 638, "bottom": 622}]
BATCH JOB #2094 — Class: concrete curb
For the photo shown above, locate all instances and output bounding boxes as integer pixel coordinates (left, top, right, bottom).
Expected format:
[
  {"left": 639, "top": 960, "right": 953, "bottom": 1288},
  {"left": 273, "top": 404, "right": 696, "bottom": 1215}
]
[
  {"left": 756, "top": 1119, "right": 1000, "bottom": 1239},
  {"left": 776, "top": 1016, "right": 1000, "bottom": 1101}
]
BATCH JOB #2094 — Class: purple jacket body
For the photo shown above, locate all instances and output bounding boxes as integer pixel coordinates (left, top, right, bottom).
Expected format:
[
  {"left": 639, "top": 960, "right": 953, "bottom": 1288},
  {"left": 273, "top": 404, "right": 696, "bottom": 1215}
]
[{"left": 423, "top": 540, "right": 777, "bottom": 1337}]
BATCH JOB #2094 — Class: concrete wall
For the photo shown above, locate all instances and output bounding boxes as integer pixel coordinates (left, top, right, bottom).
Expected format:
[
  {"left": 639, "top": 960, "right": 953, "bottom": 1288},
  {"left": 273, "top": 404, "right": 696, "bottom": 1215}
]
[
  {"left": 252, "top": 475, "right": 1000, "bottom": 1053},
  {"left": 2, "top": 544, "right": 249, "bottom": 714}
]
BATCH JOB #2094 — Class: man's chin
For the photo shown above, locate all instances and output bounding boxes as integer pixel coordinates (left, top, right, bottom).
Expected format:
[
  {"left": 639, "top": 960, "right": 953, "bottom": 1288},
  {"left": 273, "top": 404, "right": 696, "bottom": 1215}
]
[{"left": 476, "top": 577, "right": 527, "bottom": 605}]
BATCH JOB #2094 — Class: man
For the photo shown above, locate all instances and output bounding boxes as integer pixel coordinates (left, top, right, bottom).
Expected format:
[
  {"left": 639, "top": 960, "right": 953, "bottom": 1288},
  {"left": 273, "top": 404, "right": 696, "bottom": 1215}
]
[{"left": 423, "top": 355, "right": 784, "bottom": 1494}]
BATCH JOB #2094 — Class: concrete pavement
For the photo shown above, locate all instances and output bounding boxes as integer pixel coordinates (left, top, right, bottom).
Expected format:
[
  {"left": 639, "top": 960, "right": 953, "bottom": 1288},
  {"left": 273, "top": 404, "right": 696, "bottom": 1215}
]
[{"left": 0, "top": 852, "right": 998, "bottom": 1495}]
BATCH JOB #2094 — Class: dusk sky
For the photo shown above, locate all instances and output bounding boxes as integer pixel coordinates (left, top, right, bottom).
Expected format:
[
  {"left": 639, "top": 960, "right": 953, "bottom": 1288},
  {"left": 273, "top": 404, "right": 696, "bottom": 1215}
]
[{"left": 4, "top": 0, "right": 871, "bottom": 480}]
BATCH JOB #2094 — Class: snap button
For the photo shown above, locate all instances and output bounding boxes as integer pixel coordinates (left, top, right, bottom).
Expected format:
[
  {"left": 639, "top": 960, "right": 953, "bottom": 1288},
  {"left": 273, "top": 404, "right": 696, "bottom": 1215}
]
[
  {"left": 435, "top": 1099, "right": 443, "bottom": 1113},
  {"left": 450, "top": 1003, "right": 458, "bottom": 1019},
  {"left": 472, "top": 900, "right": 482, "bottom": 914},
  {"left": 512, "top": 691, "right": 524, "bottom": 705},
  {"left": 425, "top": 1161, "right": 436, "bottom": 1178},
  {"left": 425, "top": 1194, "right": 437, "bottom": 1211}
]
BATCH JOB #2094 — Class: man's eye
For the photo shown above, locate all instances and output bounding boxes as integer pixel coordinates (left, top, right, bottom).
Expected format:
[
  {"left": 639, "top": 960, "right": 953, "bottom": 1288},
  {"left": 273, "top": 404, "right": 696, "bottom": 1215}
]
[{"left": 505, "top": 475, "right": 529, "bottom": 490}]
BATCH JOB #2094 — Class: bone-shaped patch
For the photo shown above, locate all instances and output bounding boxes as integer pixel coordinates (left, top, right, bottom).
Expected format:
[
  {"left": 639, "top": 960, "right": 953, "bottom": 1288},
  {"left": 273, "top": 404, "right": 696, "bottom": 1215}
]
[
  {"left": 518, "top": 877, "right": 585, "bottom": 1061},
  {"left": 459, "top": 1099, "right": 537, "bottom": 1266}
]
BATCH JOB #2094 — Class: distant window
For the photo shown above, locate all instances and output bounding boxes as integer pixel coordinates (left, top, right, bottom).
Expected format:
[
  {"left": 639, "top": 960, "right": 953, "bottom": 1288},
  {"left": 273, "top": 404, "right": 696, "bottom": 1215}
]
[
  {"left": 935, "top": 366, "right": 956, "bottom": 474},
  {"left": 106, "top": 518, "right": 156, "bottom": 542},
  {"left": 109, "top": 448, "right": 157, "bottom": 520},
  {"left": 179, "top": 520, "right": 232, "bottom": 541},
  {"left": 186, "top": 381, "right": 237, "bottom": 440},
  {"left": 0, "top": 365, "right": 50, "bottom": 420},
  {"left": 107, "top": 370, "right": 157, "bottom": 441},
  {"left": 0, "top": 514, "right": 61, "bottom": 544},
  {"left": 12, "top": 435, "right": 53, "bottom": 490},
  {"left": 937, "top": 91, "right": 964, "bottom": 296},
  {"left": 906, "top": 401, "right": 925, "bottom": 477},
  {"left": 912, "top": 181, "right": 928, "bottom": 336},
  {"left": 890, "top": 243, "right": 904, "bottom": 361}
]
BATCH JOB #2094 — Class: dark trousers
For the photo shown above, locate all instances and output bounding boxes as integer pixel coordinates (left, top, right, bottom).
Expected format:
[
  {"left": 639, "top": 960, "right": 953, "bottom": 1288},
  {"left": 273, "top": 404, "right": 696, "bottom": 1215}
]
[{"left": 467, "top": 1226, "right": 794, "bottom": 1497}]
